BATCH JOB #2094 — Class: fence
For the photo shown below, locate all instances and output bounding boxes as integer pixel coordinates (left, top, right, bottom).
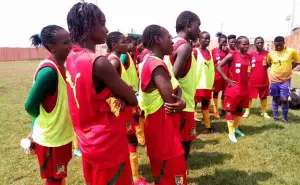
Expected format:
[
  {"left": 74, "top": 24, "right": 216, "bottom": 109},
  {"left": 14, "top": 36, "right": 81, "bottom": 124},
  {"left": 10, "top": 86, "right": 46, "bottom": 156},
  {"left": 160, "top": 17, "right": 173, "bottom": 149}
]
[
  {"left": 0, "top": 30, "right": 299, "bottom": 62},
  {"left": 0, "top": 48, "right": 49, "bottom": 62}
]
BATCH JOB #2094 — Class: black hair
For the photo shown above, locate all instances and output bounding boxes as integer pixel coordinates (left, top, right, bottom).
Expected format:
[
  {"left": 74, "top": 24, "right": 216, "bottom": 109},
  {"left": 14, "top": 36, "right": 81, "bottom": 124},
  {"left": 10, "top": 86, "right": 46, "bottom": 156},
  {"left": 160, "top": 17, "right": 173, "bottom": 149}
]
[
  {"left": 254, "top": 36, "right": 264, "bottom": 43},
  {"left": 199, "top": 31, "right": 209, "bottom": 38},
  {"left": 126, "top": 36, "right": 137, "bottom": 43},
  {"left": 175, "top": 11, "right": 200, "bottom": 33},
  {"left": 30, "top": 25, "right": 64, "bottom": 51},
  {"left": 106, "top": 31, "right": 124, "bottom": 52},
  {"left": 67, "top": 2, "right": 103, "bottom": 44},
  {"left": 228, "top": 34, "right": 236, "bottom": 40},
  {"left": 142, "top": 24, "right": 161, "bottom": 49},
  {"left": 216, "top": 32, "right": 227, "bottom": 42},
  {"left": 137, "top": 38, "right": 142, "bottom": 44},
  {"left": 274, "top": 36, "right": 284, "bottom": 42},
  {"left": 236, "top": 36, "right": 248, "bottom": 45}
]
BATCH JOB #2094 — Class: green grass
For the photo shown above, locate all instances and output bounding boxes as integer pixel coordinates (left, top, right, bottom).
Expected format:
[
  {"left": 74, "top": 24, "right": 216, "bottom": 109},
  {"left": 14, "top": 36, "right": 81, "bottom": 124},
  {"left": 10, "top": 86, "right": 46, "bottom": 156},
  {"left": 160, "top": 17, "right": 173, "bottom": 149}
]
[{"left": 1, "top": 61, "right": 300, "bottom": 185}]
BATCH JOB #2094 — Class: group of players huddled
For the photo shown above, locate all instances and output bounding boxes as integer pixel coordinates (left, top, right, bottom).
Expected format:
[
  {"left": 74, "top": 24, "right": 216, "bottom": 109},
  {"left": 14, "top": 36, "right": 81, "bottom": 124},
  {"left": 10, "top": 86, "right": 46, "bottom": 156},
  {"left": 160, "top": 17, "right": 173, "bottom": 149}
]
[{"left": 24, "top": 1, "right": 300, "bottom": 185}]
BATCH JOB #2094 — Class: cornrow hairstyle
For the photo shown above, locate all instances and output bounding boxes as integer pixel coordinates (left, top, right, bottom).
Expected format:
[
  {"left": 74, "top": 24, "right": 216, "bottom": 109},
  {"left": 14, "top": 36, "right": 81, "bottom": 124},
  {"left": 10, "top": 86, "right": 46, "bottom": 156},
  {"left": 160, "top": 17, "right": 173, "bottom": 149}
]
[
  {"left": 236, "top": 36, "right": 248, "bottom": 45},
  {"left": 274, "top": 36, "right": 284, "bottom": 42},
  {"left": 199, "top": 31, "right": 209, "bottom": 38},
  {"left": 30, "top": 25, "right": 64, "bottom": 51},
  {"left": 175, "top": 11, "right": 200, "bottom": 33},
  {"left": 106, "top": 31, "right": 124, "bottom": 51},
  {"left": 67, "top": 2, "right": 103, "bottom": 44},
  {"left": 228, "top": 34, "right": 236, "bottom": 40},
  {"left": 125, "top": 36, "right": 137, "bottom": 44},
  {"left": 142, "top": 24, "right": 161, "bottom": 49},
  {"left": 254, "top": 36, "right": 264, "bottom": 43},
  {"left": 216, "top": 32, "right": 227, "bottom": 42}
]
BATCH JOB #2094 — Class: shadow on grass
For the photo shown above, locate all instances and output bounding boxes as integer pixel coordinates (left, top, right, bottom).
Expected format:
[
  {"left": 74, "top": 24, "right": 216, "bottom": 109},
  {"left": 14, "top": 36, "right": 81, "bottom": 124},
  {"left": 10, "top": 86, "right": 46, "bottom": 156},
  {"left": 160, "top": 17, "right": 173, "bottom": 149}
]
[
  {"left": 139, "top": 161, "right": 153, "bottom": 183},
  {"left": 193, "top": 138, "right": 220, "bottom": 149},
  {"left": 139, "top": 152, "right": 233, "bottom": 182},
  {"left": 196, "top": 120, "right": 228, "bottom": 134},
  {"left": 240, "top": 124, "right": 285, "bottom": 135},
  {"left": 188, "top": 152, "right": 233, "bottom": 170},
  {"left": 189, "top": 169, "right": 273, "bottom": 185},
  {"left": 288, "top": 111, "right": 300, "bottom": 123}
]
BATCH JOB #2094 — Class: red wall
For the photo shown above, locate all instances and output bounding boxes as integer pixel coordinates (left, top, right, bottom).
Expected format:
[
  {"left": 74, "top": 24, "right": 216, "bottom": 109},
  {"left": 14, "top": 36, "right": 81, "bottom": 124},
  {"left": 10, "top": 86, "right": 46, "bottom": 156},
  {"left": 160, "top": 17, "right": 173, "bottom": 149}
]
[{"left": 0, "top": 48, "right": 49, "bottom": 62}]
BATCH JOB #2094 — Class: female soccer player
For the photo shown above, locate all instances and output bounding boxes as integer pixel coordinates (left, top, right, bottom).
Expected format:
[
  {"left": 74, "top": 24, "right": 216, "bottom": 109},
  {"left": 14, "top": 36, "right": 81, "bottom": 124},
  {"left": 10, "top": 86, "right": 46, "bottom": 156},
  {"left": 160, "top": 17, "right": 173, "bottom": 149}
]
[
  {"left": 243, "top": 37, "right": 271, "bottom": 119},
  {"left": 25, "top": 25, "right": 73, "bottom": 185},
  {"left": 267, "top": 36, "right": 300, "bottom": 123},
  {"left": 170, "top": 10, "right": 200, "bottom": 162},
  {"left": 211, "top": 32, "right": 228, "bottom": 118},
  {"left": 217, "top": 36, "right": 251, "bottom": 143},
  {"left": 194, "top": 31, "right": 216, "bottom": 133},
  {"left": 106, "top": 31, "right": 150, "bottom": 185},
  {"left": 139, "top": 24, "right": 187, "bottom": 185},
  {"left": 66, "top": 2, "right": 137, "bottom": 185}
]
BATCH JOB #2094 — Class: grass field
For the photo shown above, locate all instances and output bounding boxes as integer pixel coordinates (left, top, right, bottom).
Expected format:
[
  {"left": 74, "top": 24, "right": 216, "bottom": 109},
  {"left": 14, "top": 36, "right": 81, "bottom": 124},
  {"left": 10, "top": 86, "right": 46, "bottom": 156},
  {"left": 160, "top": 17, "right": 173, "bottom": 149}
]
[{"left": 1, "top": 61, "right": 300, "bottom": 185}]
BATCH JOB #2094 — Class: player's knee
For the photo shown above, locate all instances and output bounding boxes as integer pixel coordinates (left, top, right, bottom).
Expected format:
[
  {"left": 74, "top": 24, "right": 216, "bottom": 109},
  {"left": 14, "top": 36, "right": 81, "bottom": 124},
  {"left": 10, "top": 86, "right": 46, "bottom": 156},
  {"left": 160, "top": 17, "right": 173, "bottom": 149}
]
[
  {"left": 281, "top": 98, "right": 288, "bottom": 103},
  {"left": 213, "top": 92, "right": 219, "bottom": 98},
  {"left": 202, "top": 100, "right": 210, "bottom": 109}
]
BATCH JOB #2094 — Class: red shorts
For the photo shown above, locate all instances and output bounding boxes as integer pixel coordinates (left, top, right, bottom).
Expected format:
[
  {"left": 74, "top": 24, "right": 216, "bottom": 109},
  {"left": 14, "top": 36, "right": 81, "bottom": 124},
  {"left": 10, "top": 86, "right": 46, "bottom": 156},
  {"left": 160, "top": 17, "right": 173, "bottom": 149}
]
[
  {"left": 82, "top": 156, "right": 132, "bottom": 185},
  {"left": 180, "top": 112, "right": 196, "bottom": 141},
  {"left": 213, "top": 78, "right": 225, "bottom": 92},
  {"left": 149, "top": 155, "right": 187, "bottom": 185},
  {"left": 194, "top": 89, "right": 212, "bottom": 102},
  {"left": 223, "top": 95, "right": 249, "bottom": 112},
  {"left": 248, "top": 86, "right": 269, "bottom": 99},
  {"left": 35, "top": 142, "right": 72, "bottom": 179}
]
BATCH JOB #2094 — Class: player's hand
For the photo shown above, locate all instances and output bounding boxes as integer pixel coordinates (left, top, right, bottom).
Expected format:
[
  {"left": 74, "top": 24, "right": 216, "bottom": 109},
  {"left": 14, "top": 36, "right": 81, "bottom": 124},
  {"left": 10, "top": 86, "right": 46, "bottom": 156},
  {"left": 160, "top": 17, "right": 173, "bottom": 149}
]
[
  {"left": 164, "top": 94, "right": 186, "bottom": 113},
  {"left": 226, "top": 78, "right": 237, "bottom": 87}
]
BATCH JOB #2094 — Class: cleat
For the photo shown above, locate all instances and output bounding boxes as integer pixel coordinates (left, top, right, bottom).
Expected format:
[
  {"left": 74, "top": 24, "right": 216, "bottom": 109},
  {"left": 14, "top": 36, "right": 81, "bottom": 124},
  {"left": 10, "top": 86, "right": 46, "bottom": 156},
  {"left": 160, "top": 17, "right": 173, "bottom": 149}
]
[
  {"left": 235, "top": 129, "right": 245, "bottom": 137},
  {"left": 214, "top": 112, "right": 220, "bottom": 119},
  {"left": 242, "top": 112, "right": 250, "bottom": 118},
  {"left": 261, "top": 113, "right": 271, "bottom": 119},
  {"left": 228, "top": 134, "right": 238, "bottom": 143}
]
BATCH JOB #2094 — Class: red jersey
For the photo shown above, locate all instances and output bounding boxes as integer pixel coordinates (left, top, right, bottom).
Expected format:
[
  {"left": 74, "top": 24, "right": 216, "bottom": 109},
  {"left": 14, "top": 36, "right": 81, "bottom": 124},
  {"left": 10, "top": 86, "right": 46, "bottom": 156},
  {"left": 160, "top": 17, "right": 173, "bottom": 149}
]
[
  {"left": 248, "top": 50, "right": 269, "bottom": 87},
  {"left": 66, "top": 45, "right": 128, "bottom": 168},
  {"left": 212, "top": 48, "right": 229, "bottom": 80},
  {"left": 225, "top": 51, "right": 251, "bottom": 97},
  {"left": 170, "top": 37, "right": 192, "bottom": 77},
  {"left": 141, "top": 58, "right": 183, "bottom": 160}
]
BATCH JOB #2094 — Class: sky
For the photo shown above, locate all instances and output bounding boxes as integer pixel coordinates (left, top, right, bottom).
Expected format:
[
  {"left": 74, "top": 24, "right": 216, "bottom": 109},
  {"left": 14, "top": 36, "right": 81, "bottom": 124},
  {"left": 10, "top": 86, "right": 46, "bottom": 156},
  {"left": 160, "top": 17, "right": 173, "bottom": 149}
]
[{"left": 0, "top": 0, "right": 297, "bottom": 47}]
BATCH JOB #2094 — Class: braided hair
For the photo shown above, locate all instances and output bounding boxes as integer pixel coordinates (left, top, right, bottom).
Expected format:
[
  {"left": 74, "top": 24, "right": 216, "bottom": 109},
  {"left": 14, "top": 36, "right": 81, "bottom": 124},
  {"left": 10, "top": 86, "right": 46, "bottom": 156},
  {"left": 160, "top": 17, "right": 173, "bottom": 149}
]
[
  {"left": 67, "top": 2, "right": 103, "bottom": 44},
  {"left": 216, "top": 32, "right": 227, "bottom": 42},
  {"left": 30, "top": 25, "right": 64, "bottom": 51},
  {"left": 176, "top": 11, "right": 200, "bottom": 33},
  {"left": 142, "top": 24, "right": 161, "bottom": 49},
  {"left": 106, "top": 32, "right": 124, "bottom": 52}
]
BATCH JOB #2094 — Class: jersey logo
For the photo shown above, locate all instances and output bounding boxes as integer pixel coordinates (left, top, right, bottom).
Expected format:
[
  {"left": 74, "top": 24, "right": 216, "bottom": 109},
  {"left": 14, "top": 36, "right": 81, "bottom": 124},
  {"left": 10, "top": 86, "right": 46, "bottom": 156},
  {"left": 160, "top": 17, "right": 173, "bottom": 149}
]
[
  {"left": 126, "top": 123, "right": 132, "bottom": 131},
  {"left": 278, "top": 60, "right": 282, "bottom": 66},
  {"left": 226, "top": 103, "right": 231, "bottom": 108},
  {"left": 56, "top": 164, "right": 66, "bottom": 175},
  {"left": 191, "top": 128, "right": 196, "bottom": 136},
  {"left": 66, "top": 71, "right": 81, "bottom": 109},
  {"left": 175, "top": 175, "right": 184, "bottom": 185}
]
